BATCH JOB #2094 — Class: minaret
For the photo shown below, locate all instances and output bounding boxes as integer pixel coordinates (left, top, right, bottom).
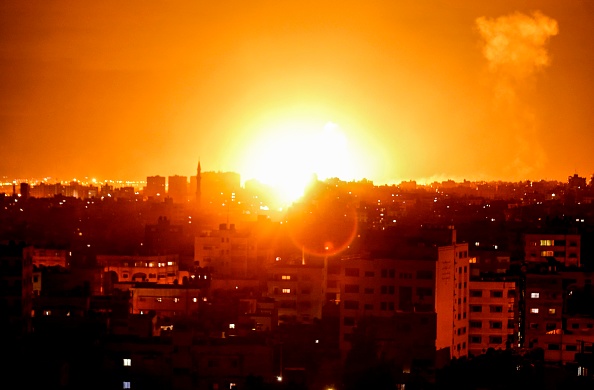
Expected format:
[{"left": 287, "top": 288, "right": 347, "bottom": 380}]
[{"left": 196, "top": 160, "right": 201, "bottom": 205}]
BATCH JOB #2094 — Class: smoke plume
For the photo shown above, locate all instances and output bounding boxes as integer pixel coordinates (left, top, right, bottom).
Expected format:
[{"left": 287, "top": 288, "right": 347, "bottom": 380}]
[
  {"left": 475, "top": 11, "right": 558, "bottom": 179},
  {"left": 476, "top": 11, "right": 558, "bottom": 103}
]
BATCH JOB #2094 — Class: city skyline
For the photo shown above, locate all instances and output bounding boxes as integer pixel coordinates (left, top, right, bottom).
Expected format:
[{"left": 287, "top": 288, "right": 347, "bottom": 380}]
[{"left": 1, "top": 1, "right": 594, "bottom": 190}]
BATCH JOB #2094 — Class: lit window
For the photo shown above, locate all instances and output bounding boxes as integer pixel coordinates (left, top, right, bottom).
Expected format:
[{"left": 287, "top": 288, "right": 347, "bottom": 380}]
[
  {"left": 540, "top": 250, "right": 554, "bottom": 257},
  {"left": 531, "top": 292, "right": 540, "bottom": 298},
  {"left": 549, "top": 308, "right": 556, "bottom": 314},
  {"left": 156, "top": 297, "right": 162, "bottom": 302},
  {"left": 229, "top": 323, "right": 235, "bottom": 329},
  {"left": 531, "top": 308, "right": 539, "bottom": 314},
  {"left": 281, "top": 275, "right": 291, "bottom": 280},
  {"left": 123, "top": 381, "right": 131, "bottom": 389},
  {"left": 469, "top": 257, "right": 476, "bottom": 264},
  {"left": 540, "top": 240, "right": 553, "bottom": 246},
  {"left": 282, "top": 288, "right": 291, "bottom": 294},
  {"left": 174, "top": 297, "right": 180, "bottom": 303},
  {"left": 193, "top": 297, "right": 198, "bottom": 303},
  {"left": 123, "top": 358, "right": 131, "bottom": 367}
]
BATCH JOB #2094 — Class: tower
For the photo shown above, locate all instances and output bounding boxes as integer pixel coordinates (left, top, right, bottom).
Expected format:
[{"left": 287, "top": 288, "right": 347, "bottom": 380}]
[{"left": 196, "top": 160, "right": 201, "bottom": 205}]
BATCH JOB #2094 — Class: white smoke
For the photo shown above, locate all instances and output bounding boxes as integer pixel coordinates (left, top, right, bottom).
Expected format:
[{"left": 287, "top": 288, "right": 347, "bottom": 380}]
[{"left": 476, "top": 11, "right": 558, "bottom": 178}]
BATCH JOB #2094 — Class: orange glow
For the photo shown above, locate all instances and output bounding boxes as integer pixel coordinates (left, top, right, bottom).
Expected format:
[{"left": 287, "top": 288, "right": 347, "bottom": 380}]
[
  {"left": 237, "top": 118, "right": 371, "bottom": 204},
  {"left": 0, "top": 2, "right": 592, "bottom": 184},
  {"left": 286, "top": 188, "right": 358, "bottom": 257}
]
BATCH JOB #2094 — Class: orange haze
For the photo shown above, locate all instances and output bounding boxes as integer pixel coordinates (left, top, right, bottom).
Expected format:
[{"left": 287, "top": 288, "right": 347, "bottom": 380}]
[{"left": 1, "top": 1, "right": 593, "bottom": 187}]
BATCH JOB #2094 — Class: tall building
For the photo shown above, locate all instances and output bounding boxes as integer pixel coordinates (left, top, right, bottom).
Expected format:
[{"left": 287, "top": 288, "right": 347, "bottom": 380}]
[
  {"left": 145, "top": 176, "right": 166, "bottom": 200},
  {"left": 200, "top": 171, "right": 240, "bottom": 207},
  {"left": 196, "top": 160, "right": 201, "bottom": 204},
  {"left": 167, "top": 175, "right": 188, "bottom": 203},
  {"left": 19, "top": 182, "right": 29, "bottom": 200},
  {"left": 328, "top": 226, "right": 470, "bottom": 367}
]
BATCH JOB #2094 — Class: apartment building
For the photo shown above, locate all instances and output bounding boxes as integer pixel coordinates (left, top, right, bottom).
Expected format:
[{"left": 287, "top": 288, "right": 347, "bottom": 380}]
[
  {"left": 468, "top": 279, "right": 517, "bottom": 356},
  {"left": 327, "top": 226, "right": 469, "bottom": 367},
  {"left": 524, "top": 270, "right": 594, "bottom": 364},
  {"left": 97, "top": 254, "right": 181, "bottom": 292},
  {"left": 524, "top": 233, "right": 581, "bottom": 268},
  {"left": 266, "top": 258, "right": 326, "bottom": 324}
]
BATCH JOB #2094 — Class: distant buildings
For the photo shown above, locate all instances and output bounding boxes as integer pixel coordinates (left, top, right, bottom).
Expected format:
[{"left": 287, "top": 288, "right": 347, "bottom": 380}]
[
  {"left": 5, "top": 169, "right": 594, "bottom": 387},
  {"left": 167, "top": 175, "right": 188, "bottom": 203},
  {"left": 144, "top": 175, "right": 166, "bottom": 200}
]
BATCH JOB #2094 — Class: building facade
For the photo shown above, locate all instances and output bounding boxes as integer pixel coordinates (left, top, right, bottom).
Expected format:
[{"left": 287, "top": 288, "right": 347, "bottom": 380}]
[
  {"left": 524, "top": 233, "right": 581, "bottom": 268},
  {"left": 468, "top": 279, "right": 517, "bottom": 356}
]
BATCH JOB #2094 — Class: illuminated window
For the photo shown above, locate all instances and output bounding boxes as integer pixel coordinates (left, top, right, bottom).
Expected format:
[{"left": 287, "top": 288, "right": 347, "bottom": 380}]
[
  {"left": 123, "top": 381, "right": 131, "bottom": 389},
  {"left": 540, "top": 240, "right": 553, "bottom": 246},
  {"left": 156, "top": 297, "right": 162, "bottom": 303},
  {"left": 193, "top": 297, "right": 198, "bottom": 303},
  {"left": 540, "top": 250, "right": 554, "bottom": 257},
  {"left": 123, "top": 358, "right": 131, "bottom": 366},
  {"left": 282, "top": 288, "right": 291, "bottom": 294},
  {"left": 531, "top": 308, "right": 539, "bottom": 314},
  {"left": 281, "top": 275, "right": 291, "bottom": 280},
  {"left": 531, "top": 292, "right": 540, "bottom": 298},
  {"left": 174, "top": 297, "right": 180, "bottom": 303},
  {"left": 229, "top": 324, "right": 235, "bottom": 329},
  {"left": 549, "top": 308, "right": 556, "bottom": 314}
]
